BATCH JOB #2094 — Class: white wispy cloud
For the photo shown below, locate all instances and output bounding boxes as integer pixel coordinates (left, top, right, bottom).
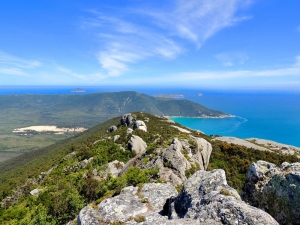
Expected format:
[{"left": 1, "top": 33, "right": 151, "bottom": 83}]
[
  {"left": 0, "top": 68, "right": 26, "bottom": 76},
  {"left": 82, "top": 0, "right": 252, "bottom": 77},
  {"left": 215, "top": 51, "right": 249, "bottom": 66},
  {"left": 82, "top": 13, "right": 184, "bottom": 76},
  {"left": 56, "top": 66, "right": 88, "bottom": 80},
  {"left": 0, "top": 51, "right": 41, "bottom": 76},
  {"left": 117, "top": 55, "right": 300, "bottom": 85},
  {"left": 141, "top": 0, "right": 252, "bottom": 46}
]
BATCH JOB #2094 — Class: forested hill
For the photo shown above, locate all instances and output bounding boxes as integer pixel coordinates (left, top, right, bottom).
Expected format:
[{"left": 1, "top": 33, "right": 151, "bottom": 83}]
[{"left": 0, "top": 91, "right": 227, "bottom": 128}]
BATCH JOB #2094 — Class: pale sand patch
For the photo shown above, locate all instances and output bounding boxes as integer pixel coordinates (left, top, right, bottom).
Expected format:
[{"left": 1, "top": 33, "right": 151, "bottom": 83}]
[
  {"left": 213, "top": 137, "right": 270, "bottom": 151},
  {"left": 13, "top": 126, "right": 86, "bottom": 134},
  {"left": 171, "top": 125, "right": 191, "bottom": 134}
]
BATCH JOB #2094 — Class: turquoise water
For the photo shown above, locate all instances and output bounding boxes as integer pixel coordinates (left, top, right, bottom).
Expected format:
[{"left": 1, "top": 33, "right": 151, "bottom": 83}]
[
  {"left": 1, "top": 86, "right": 299, "bottom": 147},
  {"left": 171, "top": 91, "right": 300, "bottom": 148}
]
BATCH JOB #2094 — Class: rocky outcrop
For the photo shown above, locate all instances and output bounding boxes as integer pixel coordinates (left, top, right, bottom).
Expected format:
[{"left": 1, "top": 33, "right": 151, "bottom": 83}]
[
  {"left": 121, "top": 113, "right": 133, "bottom": 126},
  {"left": 78, "top": 169, "right": 278, "bottom": 225},
  {"left": 183, "top": 136, "right": 212, "bottom": 170},
  {"left": 126, "top": 128, "right": 133, "bottom": 135},
  {"left": 140, "top": 137, "right": 213, "bottom": 185},
  {"left": 104, "top": 160, "right": 125, "bottom": 178},
  {"left": 78, "top": 184, "right": 177, "bottom": 225},
  {"left": 141, "top": 183, "right": 178, "bottom": 211},
  {"left": 127, "top": 135, "right": 147, "bottom": 155},
  {"left": 242, "top": 160, "right": 300, "bottom": 225},
  {"left": 113, "top": 135, "right": 120, "bottom": 142},
  {"left": 133, "top": 120, "right": 147, "bottom": 132},
  {"left": 108, "top": 125, "right": 117, "bottom": 132},
  {"left": 165, "top": 169, "right": 278, "bottom": 225},
  {"left": 162, "top": 138, "right": 191, "bottom": 181}
]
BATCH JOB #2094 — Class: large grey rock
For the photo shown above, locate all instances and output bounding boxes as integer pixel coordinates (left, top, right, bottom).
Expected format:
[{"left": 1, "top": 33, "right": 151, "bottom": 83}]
[
  {"left": 98, "top": 186, "right": 148, "bottom": 222},
  {"left": 141, "top": 183, "right": 178, "bottom": 211},
  {"left": 162, "top": 138, "right": 191, "bottom": 181},
  {"left": 181, "top": 137, "right": 212, "bottom": 171},
  {"left": 127, "top": 135, "right": 147, "bottom": 155},
  {"left": 121, "top": 113, "right": 133, "bottom": 126},
  {"left": 108, "top": 125, "right": 117, "bottom": 132},
  {"left": 165, "top": 169, "right": 278, "bottom": 225},
  {"left": 133, "top": 120, "right": 147, "bottom": 132},
  {"left": 195, "top": 137, "right": 212, "bottom": 170},
  {"left": 158, "top": 167, "right": 183, "bottom": 186},
  {"left": 78, "top": 169, "right": 278, "bottom": 225},
  {"left": 190, "top": 137, "right": 212, "bottom": 170},
  {"left": 104, "top": 160, "right": 125, "bottom": 178},
  {"left": 78, "top": 183, "right": 178, "bottom": 225},
  {"left": 29, "top": 188, "right": 43, "bottom": 197},
  {"left": 78, "top": 186, "right": 148, "bottom": 224},
  {"left": 242, "top": 160, "right": 300, "bottom": 225},
  {"left": 126, "top": 128, "right": 133, "bottom": 135},
  {"left": 113, "top": 135, "right": 120, "bottom": 142}
]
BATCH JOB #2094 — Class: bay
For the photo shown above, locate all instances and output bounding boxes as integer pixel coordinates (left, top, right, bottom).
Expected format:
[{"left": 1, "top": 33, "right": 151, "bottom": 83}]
[
  {"left": 171, "top": 90, "right": 300, "bottom": 148},
  {"left": 1, "top": 86, "right": 299, "bottom": 147}
]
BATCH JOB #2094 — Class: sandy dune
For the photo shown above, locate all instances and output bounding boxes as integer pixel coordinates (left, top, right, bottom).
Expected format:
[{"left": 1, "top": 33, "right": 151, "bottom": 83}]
[{"left": 13, "top": 126, "right": 86, "bottom": 134}]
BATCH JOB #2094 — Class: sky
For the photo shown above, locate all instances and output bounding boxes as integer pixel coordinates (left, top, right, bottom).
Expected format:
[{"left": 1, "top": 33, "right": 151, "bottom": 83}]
[{"left": 0, "top": 0, "right": 300, "bottom": 90}]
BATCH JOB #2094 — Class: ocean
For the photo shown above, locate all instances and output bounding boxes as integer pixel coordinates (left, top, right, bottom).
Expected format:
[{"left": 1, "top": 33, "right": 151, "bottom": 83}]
[{"left": 1, "top": 86, "right": 300, "bottom": 147}]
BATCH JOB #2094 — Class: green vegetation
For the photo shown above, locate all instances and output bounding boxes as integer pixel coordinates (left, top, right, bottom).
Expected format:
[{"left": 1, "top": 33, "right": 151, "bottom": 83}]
[
  {"left": 0, "top": 91, "right": 226, "bottom": 162},
  {"left": 0, "top": 112, "right": 298, "bottom": 224},
  {"left": 208, "top": 140, "right": 299, "bottom": 192}
]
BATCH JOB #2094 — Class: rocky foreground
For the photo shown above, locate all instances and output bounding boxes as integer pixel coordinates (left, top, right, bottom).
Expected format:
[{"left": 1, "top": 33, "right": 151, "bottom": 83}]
[
  {"left": 78, "top": 169, "right": 278, "bottom": 225},
  {"left": 75, "top": 113, "right": 299, "bottom": 225}
]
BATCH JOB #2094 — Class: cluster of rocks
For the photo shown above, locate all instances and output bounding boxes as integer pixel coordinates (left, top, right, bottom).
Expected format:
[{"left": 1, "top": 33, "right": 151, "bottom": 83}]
[
  {"left": 140, "top": 137, "right": 212, "bottom": 186},
  {"left": 78, "top": 169, "right": 278, "bottom": 225},
  {"left": 242, "top": 160, "right": 300, "bottom": 224},
  {"left": 121, "top": 113, "right": 133, "bottom": 126},
  {"left": 77, "top": 113, "right": 300, "bottom": 224},
  {"left": 109, "top": 113, "right": 148, "bottom": 133}
]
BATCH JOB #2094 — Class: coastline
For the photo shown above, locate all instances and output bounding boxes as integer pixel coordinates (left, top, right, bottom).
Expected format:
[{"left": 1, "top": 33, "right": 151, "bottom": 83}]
[
  {"left": 168, "top": 115, "right": 300, "bottom": 150},
  {"left": 166, "top": 114, "right": 235, "bottom": 119},
  {"left": 213, "top": 136, "right": 300, "bottom": 156}
]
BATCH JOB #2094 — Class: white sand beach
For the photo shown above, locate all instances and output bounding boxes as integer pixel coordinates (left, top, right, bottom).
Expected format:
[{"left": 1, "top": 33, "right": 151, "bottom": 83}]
[{"left": 13, "top": 126, "right": 86, "bottom": 134}]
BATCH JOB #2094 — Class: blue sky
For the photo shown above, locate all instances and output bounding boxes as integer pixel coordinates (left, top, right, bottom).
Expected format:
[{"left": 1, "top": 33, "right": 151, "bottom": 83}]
[{"left": 0, "top": 0, "right": 300, "bottom": 90}]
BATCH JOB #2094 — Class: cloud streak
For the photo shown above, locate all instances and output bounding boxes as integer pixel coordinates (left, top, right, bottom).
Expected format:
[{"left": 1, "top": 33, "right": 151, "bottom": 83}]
[
  {"left": 215, "top": 51, "right": 249, "bottom": 66},
  {"left": 141, "top": 0, "right": 252, "bottom": 46},
  {"left": 82, "top": 0, "right": 252, "bottom": 77},
  {"left": 0, "top": 51, "right": 41, "bottom": 76},
  {"left": 115, "top": 55, "right": 300, "bottom": 86}
]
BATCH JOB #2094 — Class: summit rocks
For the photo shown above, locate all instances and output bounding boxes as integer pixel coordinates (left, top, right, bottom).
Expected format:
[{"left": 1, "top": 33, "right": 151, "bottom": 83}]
[
  {"left": 242, "top": 160, "right": 300, "bottom": 225},
  {"left": 78, "top": 169, "right": 278, "bottom": 225}
]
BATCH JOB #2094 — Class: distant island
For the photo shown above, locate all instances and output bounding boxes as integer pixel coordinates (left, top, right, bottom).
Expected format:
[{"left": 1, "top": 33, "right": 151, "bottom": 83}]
[
  {"left": 154, "top": 94, "right": 184, "bottom": 99},
  {"left": 71, "top": 88, "right": 86, "bottom": 93}
]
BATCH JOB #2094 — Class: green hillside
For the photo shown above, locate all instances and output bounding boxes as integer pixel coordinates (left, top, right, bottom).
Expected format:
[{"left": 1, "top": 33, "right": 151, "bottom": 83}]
[
  {"left": 0, "top": 112, "right": 298, "bottom": 225},
  {"left": 0, "top": 91, "right": 226, "bottom": 128},
  {"left": 0, "top": 91, "right": 228, "bottom": 162}
]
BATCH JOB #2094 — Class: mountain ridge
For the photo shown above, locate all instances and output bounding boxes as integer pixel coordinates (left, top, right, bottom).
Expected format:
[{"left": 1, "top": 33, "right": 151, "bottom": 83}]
[{"left": 0, "top": 112, "right": 299, "bottom": 225}]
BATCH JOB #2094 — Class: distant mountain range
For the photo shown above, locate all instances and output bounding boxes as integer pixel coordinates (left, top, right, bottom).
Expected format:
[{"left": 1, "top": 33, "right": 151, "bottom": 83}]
[{"left": 0, "top": 91, "right": 228, "bottom": 128}]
